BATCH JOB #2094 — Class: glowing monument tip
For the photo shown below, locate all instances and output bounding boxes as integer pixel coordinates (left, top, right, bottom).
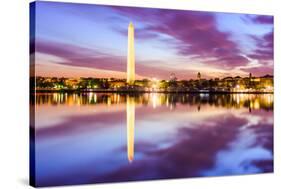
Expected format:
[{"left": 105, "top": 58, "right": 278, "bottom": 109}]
[{"left": 129, "top": 22, "right": 134, "bottom": 27}]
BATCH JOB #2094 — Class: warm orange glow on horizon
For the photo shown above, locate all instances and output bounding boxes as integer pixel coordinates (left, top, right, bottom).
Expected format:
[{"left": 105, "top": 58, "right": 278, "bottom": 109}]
[{"left": 35, "top": 61, "right": 145, "bottom": 80}]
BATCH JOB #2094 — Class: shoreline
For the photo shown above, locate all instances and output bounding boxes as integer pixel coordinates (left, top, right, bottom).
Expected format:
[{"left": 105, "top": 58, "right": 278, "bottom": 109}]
[{"left": 31, "top": 89, "right": 274, "bottom": 94}]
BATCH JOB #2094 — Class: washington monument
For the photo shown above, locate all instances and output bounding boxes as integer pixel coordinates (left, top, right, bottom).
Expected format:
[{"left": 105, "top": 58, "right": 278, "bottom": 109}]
[{"left": 127, "top": 22, "right": 135, "bottom": 84}]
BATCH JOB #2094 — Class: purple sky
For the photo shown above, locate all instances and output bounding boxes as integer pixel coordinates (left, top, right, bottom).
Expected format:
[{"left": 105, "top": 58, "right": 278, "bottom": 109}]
[{"left": 32, "top": 1, "right": 273, "bottom": 79}]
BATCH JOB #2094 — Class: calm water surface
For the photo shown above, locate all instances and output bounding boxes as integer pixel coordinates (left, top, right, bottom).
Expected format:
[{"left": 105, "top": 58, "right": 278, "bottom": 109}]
[{"left": 31, "top": 93, "right": 273, "bottom": 186}]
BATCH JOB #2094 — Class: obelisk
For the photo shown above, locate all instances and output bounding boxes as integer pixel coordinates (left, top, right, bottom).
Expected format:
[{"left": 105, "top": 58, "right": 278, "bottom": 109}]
[{"left": 127, "top": 22, "right": 135, "bottom": 85}]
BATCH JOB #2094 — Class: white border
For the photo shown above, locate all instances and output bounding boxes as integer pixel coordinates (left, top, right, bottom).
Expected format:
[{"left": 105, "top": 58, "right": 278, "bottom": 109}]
[{"left": 0, "top": 0, "right": 280, "bottom": 188}]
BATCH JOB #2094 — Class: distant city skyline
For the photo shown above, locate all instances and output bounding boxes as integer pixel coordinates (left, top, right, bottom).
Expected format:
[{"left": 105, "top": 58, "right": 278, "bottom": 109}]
[{"left": 32, "top": 1, "right": 273, "bottom": 80}]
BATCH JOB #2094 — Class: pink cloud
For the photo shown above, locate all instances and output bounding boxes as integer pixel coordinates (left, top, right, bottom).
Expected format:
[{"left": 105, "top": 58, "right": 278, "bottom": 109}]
[
  {"left": 252, "top": 15, "right": 274, "bottom": 24},
  {"left": 112, "top": 8, "right": 248, "bottom": 69},
  {"left": 240, "top": 66, "right": 273, "bottom": 77},
  {"left": 35, "top": 39, "right": 197, "bottom": 79},
  {"left": 248, "top": 31, "right": 273, "bottom": 61}
]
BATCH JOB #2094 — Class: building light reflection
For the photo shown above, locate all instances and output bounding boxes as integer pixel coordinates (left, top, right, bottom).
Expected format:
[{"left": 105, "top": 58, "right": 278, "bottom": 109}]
[{"left": 94, "top": 94, "right": 97, "bottom": 103}]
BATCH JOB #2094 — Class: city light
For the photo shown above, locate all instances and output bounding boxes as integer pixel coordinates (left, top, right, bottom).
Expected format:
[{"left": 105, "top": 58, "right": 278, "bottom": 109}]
[{"left": 33, "top": 73, "right": 273, "bottom": 93}]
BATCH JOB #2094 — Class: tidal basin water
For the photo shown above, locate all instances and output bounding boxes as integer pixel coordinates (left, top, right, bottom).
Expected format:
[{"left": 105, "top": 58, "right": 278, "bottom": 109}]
[{"left": 32, "top": 93, "right": 273, "bottom": 186}]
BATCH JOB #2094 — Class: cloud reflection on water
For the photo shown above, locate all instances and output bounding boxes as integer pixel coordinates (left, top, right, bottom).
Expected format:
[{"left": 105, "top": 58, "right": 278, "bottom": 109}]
[{"left": 32, "top": 93, "right": 273, "bottom": 186}]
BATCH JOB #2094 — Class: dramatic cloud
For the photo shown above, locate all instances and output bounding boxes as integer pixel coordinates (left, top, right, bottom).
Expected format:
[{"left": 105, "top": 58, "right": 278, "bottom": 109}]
[
  {"left": 94, "top": 114, "right": 272, "bottom": 182},
  {"left": 35, "top": 39, "right": 196, "bottom": 79},
  {"left": 240, "top": 66, "right": 273, "bottom": 77},
  {"left": 244, "top": 15, "right": 273, "bottom": 76},
  {"left": 36, "top": 109, "right": 126, "bottom": 138},
  {"left": 248, "top": 31, "right": 273, "bottom": 61},
  {"left": 33, "top": 3, "right": 274, "bottom": 78},
  {"left": 36, "top": 39, "right": 126, "bottom": 71},
  {"left": 111, "top": 7, "right": 249, "bottom": 69},
  {"left": 252, "top": 15, "right": 274, "bottom": 24}
]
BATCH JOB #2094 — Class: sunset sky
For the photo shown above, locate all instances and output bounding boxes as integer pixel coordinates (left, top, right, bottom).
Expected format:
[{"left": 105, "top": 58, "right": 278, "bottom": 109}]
[{"left": 31, "top": 1, "right": 273, "bottom": 80}]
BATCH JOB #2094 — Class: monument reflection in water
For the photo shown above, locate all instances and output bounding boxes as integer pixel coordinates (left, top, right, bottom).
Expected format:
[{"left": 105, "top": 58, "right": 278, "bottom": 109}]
[
  {"left": 32, "top": 93, "right": 273, "bottom": 186},
  {"left": 127, "top": 96, "right": 135, "bottom": 163}
]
